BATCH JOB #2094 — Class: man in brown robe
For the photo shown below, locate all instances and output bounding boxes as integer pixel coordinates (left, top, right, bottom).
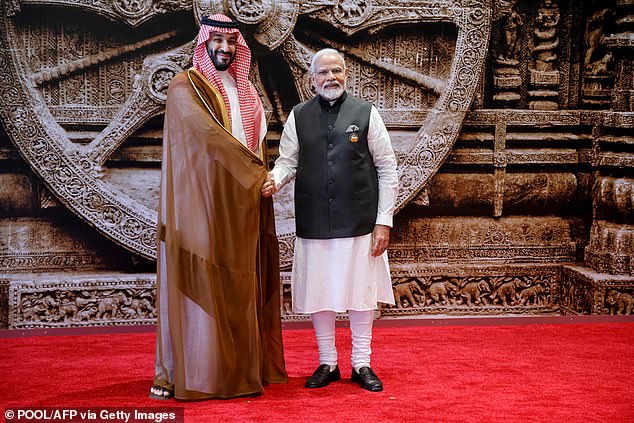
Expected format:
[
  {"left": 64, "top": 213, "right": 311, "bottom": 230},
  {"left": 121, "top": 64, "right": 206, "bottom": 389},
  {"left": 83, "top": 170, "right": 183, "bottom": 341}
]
[{"left": 150, "top": 14, "right": 287, "bottom": 400}]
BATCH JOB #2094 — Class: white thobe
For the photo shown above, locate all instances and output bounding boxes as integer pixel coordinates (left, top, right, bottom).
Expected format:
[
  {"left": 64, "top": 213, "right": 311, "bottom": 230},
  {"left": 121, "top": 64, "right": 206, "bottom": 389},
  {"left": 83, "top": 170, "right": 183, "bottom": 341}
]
[
  {"left": 218, "top": 71, "right": 267, "bottom": 156},
  {"left": 272, "top": 102, "right": 398, "bottom": 313}
]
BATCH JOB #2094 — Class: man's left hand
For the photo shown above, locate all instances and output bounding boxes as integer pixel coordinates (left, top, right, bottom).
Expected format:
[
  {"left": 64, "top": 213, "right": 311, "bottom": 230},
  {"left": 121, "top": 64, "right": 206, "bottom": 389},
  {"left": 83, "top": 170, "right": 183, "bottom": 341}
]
[{"left": 371, "top": 224, "right": 390, "bottom": 257}]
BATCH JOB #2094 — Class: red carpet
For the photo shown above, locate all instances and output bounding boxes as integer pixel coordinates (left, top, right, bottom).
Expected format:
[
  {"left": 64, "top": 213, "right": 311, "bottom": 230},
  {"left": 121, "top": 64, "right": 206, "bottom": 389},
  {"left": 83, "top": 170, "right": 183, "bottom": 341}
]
[{"left": 2, "top": 322, "right": 633, "bottom": 422}]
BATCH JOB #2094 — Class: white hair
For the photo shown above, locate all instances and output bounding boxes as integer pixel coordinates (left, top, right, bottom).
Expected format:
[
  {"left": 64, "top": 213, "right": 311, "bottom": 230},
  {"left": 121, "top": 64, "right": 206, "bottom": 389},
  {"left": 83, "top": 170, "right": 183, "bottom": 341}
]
[{"left": 310, "top": 48, "right": 346, "bottom": 73}]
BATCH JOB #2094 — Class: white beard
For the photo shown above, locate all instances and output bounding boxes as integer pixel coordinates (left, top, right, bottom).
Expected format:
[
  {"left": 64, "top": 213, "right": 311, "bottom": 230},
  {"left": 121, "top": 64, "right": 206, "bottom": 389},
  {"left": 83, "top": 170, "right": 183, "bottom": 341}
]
[{"left": 317, "top": 84, "right": 345, "bottom": 101}]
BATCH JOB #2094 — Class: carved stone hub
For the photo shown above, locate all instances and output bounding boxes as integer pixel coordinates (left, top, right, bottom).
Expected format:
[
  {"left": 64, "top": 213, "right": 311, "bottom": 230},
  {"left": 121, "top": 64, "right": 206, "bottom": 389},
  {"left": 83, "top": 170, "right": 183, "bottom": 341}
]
[
  {"left": 113, "top": 0, "right": 152, "bottom": 19},
  {"left": 334, "top": 0, "right": 372, "bottom": 27},
  {"left": 229, "top": 0, "right": 272, "bottom": 24}
]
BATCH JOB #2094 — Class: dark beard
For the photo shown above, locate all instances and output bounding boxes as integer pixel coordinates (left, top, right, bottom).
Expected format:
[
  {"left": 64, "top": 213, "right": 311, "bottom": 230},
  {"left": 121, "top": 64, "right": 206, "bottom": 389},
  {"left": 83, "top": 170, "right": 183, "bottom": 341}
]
[{"left": 207, "top": 45, "right": 235, "bottom": 71}]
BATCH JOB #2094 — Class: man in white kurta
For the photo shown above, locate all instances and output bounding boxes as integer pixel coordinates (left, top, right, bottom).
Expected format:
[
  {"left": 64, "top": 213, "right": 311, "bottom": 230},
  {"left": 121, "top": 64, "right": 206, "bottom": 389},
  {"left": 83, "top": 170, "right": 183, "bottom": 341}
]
[{"left": 262, "top": 48, "right": 398, "bottom": 392}]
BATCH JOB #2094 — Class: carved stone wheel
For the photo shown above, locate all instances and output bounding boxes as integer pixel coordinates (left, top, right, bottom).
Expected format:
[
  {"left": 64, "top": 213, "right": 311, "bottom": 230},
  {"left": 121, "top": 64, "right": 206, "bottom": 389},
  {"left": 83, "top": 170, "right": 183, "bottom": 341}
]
[{"left": 0, "top": 0, "right": 492, "bottom": 266}]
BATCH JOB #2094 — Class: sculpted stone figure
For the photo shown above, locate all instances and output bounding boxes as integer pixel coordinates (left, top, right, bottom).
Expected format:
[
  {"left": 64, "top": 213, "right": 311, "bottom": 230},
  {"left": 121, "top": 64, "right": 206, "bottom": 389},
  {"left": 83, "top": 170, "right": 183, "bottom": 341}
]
[
  {"left": 427, "top": 280, "right": 458, "bottom": 305},
  {"left": 606, "top": 290, "right": 634, "bottom": 315},
  {"left": 339, "top": 0, "right": 365, "bottom": 19},
  {"left": 459, "top": 280, "right": 491, "bottom": 306},
  {"left": 491, "top": 279, "right": 525, "bottom": 306},
  {"left": 96, "top": 291, "right": 126, "bottom": 319},
  {"left": 393, "top": 279, "right": 425, "bottom": 308},
  {"left": 519, "top": 284, "right": 546, "bottom": 306},
  {"left": 122, "top": 297, "right": 154, "bottom": 318},
  {"left": 532, "top": 0, "right": 560, "bottom": 72},
  {"left": 584, "top": 8, "right": 612, "bottom": 72},
  {"left": 495, "top": 0, "right": 523, "bottom": 64},
  {"left": 77, "top": 307, "right": 98, "bottom": 321},
  {"left": 58, "top": 301, "right": 79, "bottom": 321}
]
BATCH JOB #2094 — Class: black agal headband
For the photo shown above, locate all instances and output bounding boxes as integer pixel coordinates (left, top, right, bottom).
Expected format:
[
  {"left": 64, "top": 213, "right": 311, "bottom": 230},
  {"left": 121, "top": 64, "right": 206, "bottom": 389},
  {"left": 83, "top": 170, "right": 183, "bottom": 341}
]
[{"left": 201, "top": 16, "right": 239, "bottom": 28}]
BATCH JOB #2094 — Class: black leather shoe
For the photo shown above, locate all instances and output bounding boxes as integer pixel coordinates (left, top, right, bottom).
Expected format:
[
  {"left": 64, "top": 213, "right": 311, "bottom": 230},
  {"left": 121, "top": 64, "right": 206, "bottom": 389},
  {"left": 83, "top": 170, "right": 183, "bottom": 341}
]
[
  {"left": 351, "top": 367, "right": 383, "bottom": 392},
  {"left": 305, "top": 364, "right": 341, "bottom": 388}
]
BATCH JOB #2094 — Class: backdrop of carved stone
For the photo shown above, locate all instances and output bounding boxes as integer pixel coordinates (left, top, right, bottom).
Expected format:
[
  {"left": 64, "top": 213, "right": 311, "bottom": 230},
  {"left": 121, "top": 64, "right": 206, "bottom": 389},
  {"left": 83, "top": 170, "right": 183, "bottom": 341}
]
[
  {"left": 8, "top": 273, "right": 156, "bottom": 328},
  {"left": 0, "top": 0, "right": 633, "bottom": 328},
  {"left": 0, "top": 0, "right": 492, "bottom": 261}
]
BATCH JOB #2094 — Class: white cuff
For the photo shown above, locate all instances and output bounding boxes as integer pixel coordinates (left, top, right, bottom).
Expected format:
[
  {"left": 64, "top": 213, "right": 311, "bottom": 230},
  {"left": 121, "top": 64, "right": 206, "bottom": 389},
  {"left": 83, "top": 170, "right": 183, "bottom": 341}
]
[{"left": 375, "top": 214, "right": 393, "bottom": 227}]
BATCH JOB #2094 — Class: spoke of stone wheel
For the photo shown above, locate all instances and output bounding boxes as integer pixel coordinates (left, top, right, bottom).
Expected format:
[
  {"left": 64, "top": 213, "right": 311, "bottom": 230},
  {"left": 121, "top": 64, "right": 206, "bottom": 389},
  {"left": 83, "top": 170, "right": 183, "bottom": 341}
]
[
  {"left": 85, "top": 42, "right": 194, "bottom": 165},
  {"left": 279, "top": 35, "right": 315, "bottom": 102},
  {"left": 249, "top": 60, "right": 276, "bottom": 123},
  {"left": 30, "top": 31, "right": 179, "bottom": 86},
  {"left": 303, "top": 32, "right": 446, "bottom": 96},
  {"left": 17, "top": 0, "right": 190, "bottom": 26},
  {"left": 85, "top": 89, "right": 164, "bottom": 166}
]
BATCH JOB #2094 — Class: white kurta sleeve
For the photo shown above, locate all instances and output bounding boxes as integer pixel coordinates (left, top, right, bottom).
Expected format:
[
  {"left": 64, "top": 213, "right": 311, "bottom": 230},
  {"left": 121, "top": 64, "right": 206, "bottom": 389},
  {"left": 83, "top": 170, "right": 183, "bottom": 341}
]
[
  {"left": 367, "top": 106, "right": 398, "bottom": 227},
  {"left": 271, "top": 110, "right": 299, "bottom": 191}
]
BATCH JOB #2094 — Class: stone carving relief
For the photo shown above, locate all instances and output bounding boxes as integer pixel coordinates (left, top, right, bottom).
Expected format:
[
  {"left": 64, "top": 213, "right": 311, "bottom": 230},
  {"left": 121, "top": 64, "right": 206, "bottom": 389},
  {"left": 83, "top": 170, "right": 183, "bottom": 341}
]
[
  {"left": 582, "top": 7, "right": 615, "bottom": 107},
  {"left": 0, "top": 0, "right": 492, "bottom": 265},
  {"left": 389, "top": 216, "right": 578, "bottom": 264},
  {"left": 561, "top": 266, "right": 634, "bottom": 316},
  {"left": 492, "top": 0, "right": 523, "bottom": 106},
  {"left": 18, "top": 0, "right": 191, "bottom": 27},
  {"left": 528, "top": 0, "right": 560, "bottom": 110},
  {"left": 19, "top": 289, "right": 154, "bottom": 323},
  {"left": 1, "top": 0, "right": 633, "bottom": 326},
  {"left": 605, "top": 289, "right": 634, "bottom": 315},
  {"left": 10, "top": 275, "right": 156, "bottom": 328},
  {"left": 382, "top": 264, "right": 558, "bottom": 316},
  {"left": 560, "top": 270, "right": 595, "bottom": 314},
  {"left": 602, "top": 0, "right": 634, "bottom": 112}
]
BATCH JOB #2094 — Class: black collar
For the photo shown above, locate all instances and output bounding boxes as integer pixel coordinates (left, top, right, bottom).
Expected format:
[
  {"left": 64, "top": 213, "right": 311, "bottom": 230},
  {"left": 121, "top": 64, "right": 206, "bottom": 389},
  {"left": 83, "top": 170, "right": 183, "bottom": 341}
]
[{"left": 318, "top": 91, "right": 347, "bottom": 109}]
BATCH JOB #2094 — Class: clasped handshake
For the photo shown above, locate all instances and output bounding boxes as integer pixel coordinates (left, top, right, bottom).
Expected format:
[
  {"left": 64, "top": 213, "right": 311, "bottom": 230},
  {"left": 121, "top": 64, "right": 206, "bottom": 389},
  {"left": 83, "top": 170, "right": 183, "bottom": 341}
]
[{"left": 261, "top": 172, "right": 276, "bottom": 198}]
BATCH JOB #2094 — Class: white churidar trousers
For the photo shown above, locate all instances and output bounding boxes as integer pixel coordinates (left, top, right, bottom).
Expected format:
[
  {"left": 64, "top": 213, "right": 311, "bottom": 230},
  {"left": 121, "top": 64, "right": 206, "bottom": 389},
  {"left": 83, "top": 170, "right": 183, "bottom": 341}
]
[{"left": 311, "top": 309, "right": 374, "bottom": 371}]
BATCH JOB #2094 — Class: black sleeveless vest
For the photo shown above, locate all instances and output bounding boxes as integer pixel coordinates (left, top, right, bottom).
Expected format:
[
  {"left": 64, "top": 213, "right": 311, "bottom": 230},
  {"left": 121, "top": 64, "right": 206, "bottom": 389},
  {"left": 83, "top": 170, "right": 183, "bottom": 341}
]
[{"left": 293, "top": 92, "right": 378, "bottom": 239}]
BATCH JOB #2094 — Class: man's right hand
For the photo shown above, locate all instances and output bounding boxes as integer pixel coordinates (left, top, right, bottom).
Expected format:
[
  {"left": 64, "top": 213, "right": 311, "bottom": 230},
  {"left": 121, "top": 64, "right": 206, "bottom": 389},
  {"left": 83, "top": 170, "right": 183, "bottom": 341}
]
[{"left": 261, "top": 172, "right": 276, "bottom": 197}]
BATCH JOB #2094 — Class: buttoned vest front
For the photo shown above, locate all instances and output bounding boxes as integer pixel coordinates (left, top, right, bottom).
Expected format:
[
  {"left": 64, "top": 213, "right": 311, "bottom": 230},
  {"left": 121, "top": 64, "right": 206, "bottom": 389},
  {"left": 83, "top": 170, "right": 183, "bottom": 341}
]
[{"left": 293, "top": 92, "right": 378, "bottom": 239}]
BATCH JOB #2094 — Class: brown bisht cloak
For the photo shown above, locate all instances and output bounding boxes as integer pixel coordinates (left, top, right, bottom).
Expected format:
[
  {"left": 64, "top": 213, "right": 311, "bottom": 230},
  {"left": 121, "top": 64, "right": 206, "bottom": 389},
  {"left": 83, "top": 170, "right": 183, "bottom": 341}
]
[{"left": 153, "top": 68, "right": 287, "bottom": 399}]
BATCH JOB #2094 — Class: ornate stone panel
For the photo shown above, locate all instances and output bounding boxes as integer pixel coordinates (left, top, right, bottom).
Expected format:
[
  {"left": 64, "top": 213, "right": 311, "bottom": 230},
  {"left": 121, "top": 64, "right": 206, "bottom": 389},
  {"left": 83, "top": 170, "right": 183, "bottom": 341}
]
[
  {"left": 561, "top": 265, "right": 634, "bottom": 315},
  {"left": 0, "top": 217, "right": 135, "bottom": 273},
  {"left": 585, "top": 221, "right": 634, "bottom": 275},
  {"left": 528, "top": 0, "right": 561, "bottom": 110},
  {"left": 581, "top": 7, "right": 616, "bottom": 108},
  {"left": 384, "top": 263, "right": 559, "bottom": 316},
  {"left": 585, "top": 117, "right": 634, "bottom": 275},
  {"left": 8, "top": 273, "right": 156, "bottom": 329},
  {"left": 390, "top": 216, "right": 578, "bottom": 263},
  {"left": 17, "top": 0, "right": 191, "bottom": 27}
]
